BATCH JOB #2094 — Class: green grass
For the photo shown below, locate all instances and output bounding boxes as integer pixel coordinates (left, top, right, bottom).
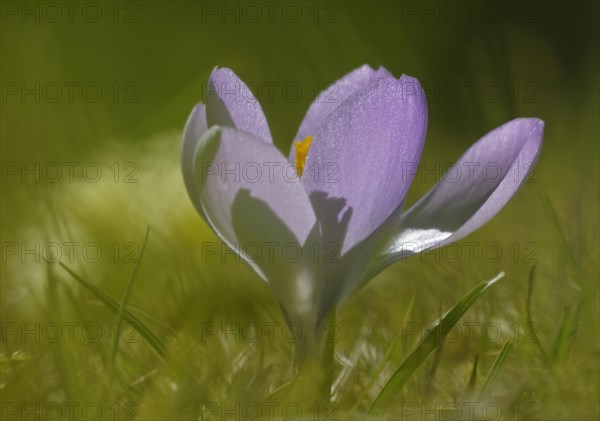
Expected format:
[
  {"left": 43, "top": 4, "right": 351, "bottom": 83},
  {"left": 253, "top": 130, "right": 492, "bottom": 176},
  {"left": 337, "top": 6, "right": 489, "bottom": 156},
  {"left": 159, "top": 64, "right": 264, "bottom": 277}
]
[
  {"left": 368, "top": 272, "right": 505, "bottom": 416},
  {"left": 1, "top": 131, "right": 597, "bottom": 419}
]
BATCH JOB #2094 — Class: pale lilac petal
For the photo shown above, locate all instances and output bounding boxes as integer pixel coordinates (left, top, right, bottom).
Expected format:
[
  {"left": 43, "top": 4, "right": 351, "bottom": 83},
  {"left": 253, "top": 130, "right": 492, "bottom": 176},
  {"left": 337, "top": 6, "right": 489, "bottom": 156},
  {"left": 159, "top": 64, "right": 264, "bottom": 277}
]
[
  {"left": 193, "top": 126, "right": 315, "bottom": 254},
  {"left": 205, "top": 67, "right": 273, "bottom": 143},
  {"left": 382, "top": 117, "right": 544, "bottom": 264},
  {"left": 192, "top": 126, "right": 319, "bottom": 318},
  {"left": 181, "top": 103, "right": 208, "bottom": 215},
  {"left": 290, "top": 65, "right": 393, "bottom": 160},
  {"left": 301, "top": 75, "right": 428, "bottom": 254}
]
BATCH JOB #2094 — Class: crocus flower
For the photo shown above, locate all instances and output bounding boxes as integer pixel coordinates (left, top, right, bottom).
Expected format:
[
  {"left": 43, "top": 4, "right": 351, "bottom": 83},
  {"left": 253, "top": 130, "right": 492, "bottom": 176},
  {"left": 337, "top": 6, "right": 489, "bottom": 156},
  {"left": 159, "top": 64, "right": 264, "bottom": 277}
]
[{"left": 181, "top": 65, "right": 543, "bottom": 354}]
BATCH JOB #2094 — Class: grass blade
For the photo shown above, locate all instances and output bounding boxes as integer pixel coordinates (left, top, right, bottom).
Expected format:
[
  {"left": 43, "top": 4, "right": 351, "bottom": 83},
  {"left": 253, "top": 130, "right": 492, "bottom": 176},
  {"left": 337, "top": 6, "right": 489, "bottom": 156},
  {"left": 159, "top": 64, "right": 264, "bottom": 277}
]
[
  {"left": 541, "top": 195, "right": 579, "bottom": 275},
  {"left": 424, "top": 302, "right": 445, "bottom": 397},
  {"left": 465, "top": 354, "right": 479, "bottom": 398},
  {"left": 59, "top": 261, "right": 169, "bottom": 358},
  {"left": 352, "top": 290, "right": 416, "bottom": 412},
  {"left": 367, "top": 272, "right": 504, "bottom": 417},
  {"left": 526, "top": 265, "right": 549, "bottom": 363},
  {"left": 322, "top": 305, "right": 336, "bottom": 402},
  {"left": 550, "top": 303, "right": 579, "bottom": 364},
  {"left": 111, "top": 226, "right": 151, "bottom": 367},
  {"left": 45, "top": 262, "right": 77, "bottom": 401},
  {"left": 479, "top": 339, "right": 513, "bottom": 399}
]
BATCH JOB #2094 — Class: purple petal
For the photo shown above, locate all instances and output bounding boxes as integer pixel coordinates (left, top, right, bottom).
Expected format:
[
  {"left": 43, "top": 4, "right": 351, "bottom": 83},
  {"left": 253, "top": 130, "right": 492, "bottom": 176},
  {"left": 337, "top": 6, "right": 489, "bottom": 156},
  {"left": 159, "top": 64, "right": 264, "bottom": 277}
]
[
  {"left": 206, "top": 67, "right": 273, "bottom": 143},
  {"left": 193, "top": 126, "right": 316, "bottom": 255},
  {"left": 181, "top": 103, "right": 208, "bottom": 215},
  {"left": 192, "top": 126, "right": 320, "bottom": 317},
  {"left": 301, "top": 75, "right": 428, "bottom": 254},
  {"left": 290, "top": 65, "right": 393, "bottom": 160},
  {"left": 384, "top": 117, "right": 544, "bottom": 262}
]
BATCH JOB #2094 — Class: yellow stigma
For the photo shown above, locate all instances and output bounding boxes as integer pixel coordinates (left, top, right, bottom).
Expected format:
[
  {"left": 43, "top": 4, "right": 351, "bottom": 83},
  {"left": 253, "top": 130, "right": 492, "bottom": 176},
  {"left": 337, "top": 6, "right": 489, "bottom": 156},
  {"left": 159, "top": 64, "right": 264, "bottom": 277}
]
[{"left": 294, "top": 135, "right": 313, "bottom": 177}]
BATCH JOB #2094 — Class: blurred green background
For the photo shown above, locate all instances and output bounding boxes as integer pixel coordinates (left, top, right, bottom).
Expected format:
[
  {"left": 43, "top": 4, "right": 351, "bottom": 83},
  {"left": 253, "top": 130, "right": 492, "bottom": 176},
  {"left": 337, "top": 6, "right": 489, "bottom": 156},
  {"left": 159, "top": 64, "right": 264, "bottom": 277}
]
[{"left": 1, "top": 1, "right": 598, "bottom": 420}]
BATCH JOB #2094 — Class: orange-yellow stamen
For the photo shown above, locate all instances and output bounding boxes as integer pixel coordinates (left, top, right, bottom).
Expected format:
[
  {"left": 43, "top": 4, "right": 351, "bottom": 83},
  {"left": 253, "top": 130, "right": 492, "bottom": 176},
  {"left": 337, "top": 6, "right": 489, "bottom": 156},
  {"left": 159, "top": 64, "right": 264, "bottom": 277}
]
[{"left": 294, "top": 135, "right": 313, "bottom": 177}]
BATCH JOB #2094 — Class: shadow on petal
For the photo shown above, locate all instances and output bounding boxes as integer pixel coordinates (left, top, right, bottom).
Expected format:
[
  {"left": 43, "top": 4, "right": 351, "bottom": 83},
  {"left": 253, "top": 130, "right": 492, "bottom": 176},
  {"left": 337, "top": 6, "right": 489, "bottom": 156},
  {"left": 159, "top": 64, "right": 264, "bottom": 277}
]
[
  {"left": 231, "top": 189, "right": 319, "bottom": 326},
  {"left": 309, "top": 191, "right": 352, "bottom": 263},
  {"left": 308, "top": 191, "right": 356, "bottom": 324}
]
